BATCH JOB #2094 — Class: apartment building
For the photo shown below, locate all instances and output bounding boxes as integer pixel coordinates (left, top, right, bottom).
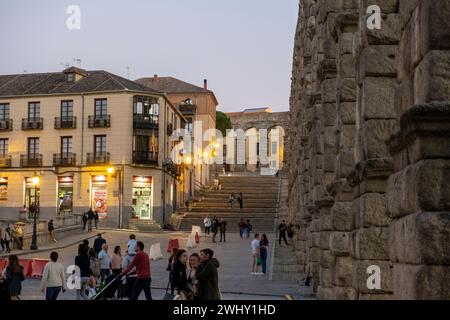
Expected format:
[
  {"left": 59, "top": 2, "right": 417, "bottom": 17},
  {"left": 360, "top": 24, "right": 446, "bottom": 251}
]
[{"left": 0, "top": 67, "right": 191, "bottom": 228}]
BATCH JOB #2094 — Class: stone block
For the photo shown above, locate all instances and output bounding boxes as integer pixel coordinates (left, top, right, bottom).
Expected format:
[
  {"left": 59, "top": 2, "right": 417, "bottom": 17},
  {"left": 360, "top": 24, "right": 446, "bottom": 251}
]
[
  {"left": 333, "top": 256, "right": 353, "bottom": 287},
  {"left": 387, "top": 160, "right": 450, "bottom": 219},
  {"left": 312, "top": 231, "right": 321, "bottom": 248},
  {"left": 333, "top": 287, "right": 357, "bottom": 300},
  {"left": 323, "top": 103, "right": 337, "bottom": 126},
  {"left": 389, "top": 211, "right": 450, "bottom": 265},
  {"left": 336, "top": 148, "right": 355, "bottom": 179},
  {"left": 393, "top": 263, "right": 450, "bottom": 299},
  {"left": 317, "top": 286, "right": 334, "bottom": 300},
  {"left": 414, "top": 50, "right": 450, "bottom": 104},
  {"left": 320, "top": 231, "right": 332, "bottom": 249},
  {"left": 339, "top": 102, "right": 356, "bottom": 124},
  {"left": 338, "top": 53, "right": 357, "bottom": 78},
  {"left": 319, "top": 267, "right": 334, "bottom": 288},
  {"left": 358, "top": 45, "right": 397, "bottom": 84},
  {"left": 352, "top": 260, "right": 394, "bottom": 294},
  {"left": 360, "top": 77, "right": 397, "bottom": 120},
  {"left": 362, "top": 13, "right": 401, "bottom": 46},
  {"left": 350, "top": 227, "right": 390, "bottom": 260},
  {"left": 320, "top": 212, "right": 334, "bottom": 231},
  {"left": 320, "top": 249, "right": 335, "bottom": 268},
  {"left": 330, "top": 231, "right": 351, "bottom": 256},
  {"left": 355, "top": 193, "right": 391, "bottom": 228},
  {"left": 360, "top": 119, "right": 397, "bottom": 160},
  {"left": 321, "top": 78, "right": 338, "bottom": 103},
  {"left": 310, "top": 247, "right": 321, "bottom": 262},
  {"left": 331, "top": 201, "right": 353, "bottom": 231},
  {"left": 338, "top": 78, "right": 357, "bottom": 102}
]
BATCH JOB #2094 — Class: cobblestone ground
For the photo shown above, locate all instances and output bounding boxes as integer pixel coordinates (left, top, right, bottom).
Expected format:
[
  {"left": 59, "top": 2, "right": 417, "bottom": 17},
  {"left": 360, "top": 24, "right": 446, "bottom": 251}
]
[{"left": 10, "top": 230, "right": 301, "bottom": 300}]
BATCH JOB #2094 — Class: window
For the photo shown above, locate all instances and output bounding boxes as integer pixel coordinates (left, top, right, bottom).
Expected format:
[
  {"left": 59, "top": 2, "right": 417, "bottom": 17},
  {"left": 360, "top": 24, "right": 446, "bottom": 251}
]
[
  {"left": 0, "top": 104, "right": 10, "bottom": 120},
  {"left": 61, "top": 100, "right": 73, "bottom": 119},
  {"left": 94, "top": 135, "right": 106, "bottom": 155},
  {"left": 66, "top": 73, "right": 75, "bottom": 82},
  {"left": 0, "top": 139, "right": 8, "bottom": 156},
  {"left": 28, "top": 102, "right": 40, "bottom": 120},
  {"left": 28, "top": 138, "right": 39, "bottom": 157},
  {"left": 61, "top": 137, "right": 72, "bottom": 156},
  {"left": 94, "top": 99, "right": 107, "bottom": 119}
]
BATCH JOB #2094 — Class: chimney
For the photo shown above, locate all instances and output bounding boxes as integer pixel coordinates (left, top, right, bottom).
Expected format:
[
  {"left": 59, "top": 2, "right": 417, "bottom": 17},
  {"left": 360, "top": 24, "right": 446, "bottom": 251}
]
[
  {"left": 203, "top": 79, "right": 208, "bottom": 90},
  {"left": 154, "top": 74, "right": 158, "bottom": 79}
]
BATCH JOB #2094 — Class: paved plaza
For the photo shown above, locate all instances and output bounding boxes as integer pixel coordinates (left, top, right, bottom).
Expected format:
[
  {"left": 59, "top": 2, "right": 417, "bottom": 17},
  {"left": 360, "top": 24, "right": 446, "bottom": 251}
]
[{"left": 2, "top": 229, "right": 303, "bottom": 300}]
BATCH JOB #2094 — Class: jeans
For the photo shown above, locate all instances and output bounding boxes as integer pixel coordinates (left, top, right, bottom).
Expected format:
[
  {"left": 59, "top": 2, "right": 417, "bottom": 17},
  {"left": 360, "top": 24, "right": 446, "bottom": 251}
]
[
  {"left": 87, "top": 220, "right": 93, "bottom": 232},
  {"left": 260, "top": 247, "right": 268, "bottom": 274},
  {"left": 244, "top": 228, "right": 250, "bottom": 238},
  {"left": 76, "top": 277, "right": 89, "bottom": 300},
  {"left": 204, "top": 226, "right": 210, "bottom": 235},
  {"left": 132, "top": 277, "right": 152, "bottom": 300},
  {"left": 220, "top": 230, "right": 226, "bottom": 242},
  {"left": 239, "top": 228, "right": 244, "bottom": 238},
  {"left": 45, "top": 286, "right": 61, "bottom": 301},
  {"left": 212, "top": 231, "right": 218, "bottom": 243},
  {"left": 100, "top": 269, "right": 110, "bottom": 282},
  {"left": 279, "top": 233, "right": 288, "bottom": 246}
]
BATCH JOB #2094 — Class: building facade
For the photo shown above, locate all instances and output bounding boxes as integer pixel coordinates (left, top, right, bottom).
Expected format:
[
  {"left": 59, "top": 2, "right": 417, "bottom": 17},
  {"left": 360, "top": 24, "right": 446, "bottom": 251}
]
[
  {"left": 0, "top": 67, "right": 191, "bottom": 229},
  {"left": 136, "top": 76, "right": 218, "bottom": 188}
]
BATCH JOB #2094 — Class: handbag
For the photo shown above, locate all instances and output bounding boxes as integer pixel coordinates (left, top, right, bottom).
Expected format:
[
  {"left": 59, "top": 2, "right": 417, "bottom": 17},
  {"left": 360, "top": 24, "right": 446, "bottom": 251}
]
[{"left": 163, "top": 279, "right": 175, "bottom": 300}]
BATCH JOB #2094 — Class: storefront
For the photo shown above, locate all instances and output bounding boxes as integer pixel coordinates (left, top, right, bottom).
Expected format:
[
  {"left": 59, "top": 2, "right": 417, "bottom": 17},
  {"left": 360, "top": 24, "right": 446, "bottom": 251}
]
[
  {"left": 0, "top": 177, "right": 7, "bottom": 201},
  {"left": 132, "top": 176, "right": 152, "bottom": 220},
  {"left": 25, "top": 177, "right": 40, "bottom": 219},
  {"left": 91, "top": 175, "right": 108, "bottom": 219},
  {"left": 58, "top": 176, "right": 73, "bottom": 215}
]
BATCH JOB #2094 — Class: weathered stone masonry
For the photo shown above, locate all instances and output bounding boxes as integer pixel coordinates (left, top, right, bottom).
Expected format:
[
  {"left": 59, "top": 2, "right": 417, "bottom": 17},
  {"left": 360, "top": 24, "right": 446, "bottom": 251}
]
[{"left": 287, "top": 0, "right": 449, "bottom": 299}]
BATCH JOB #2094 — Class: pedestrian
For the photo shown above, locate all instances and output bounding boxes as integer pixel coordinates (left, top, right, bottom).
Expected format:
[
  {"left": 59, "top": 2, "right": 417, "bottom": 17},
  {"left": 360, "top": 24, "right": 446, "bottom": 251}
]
[
  {"left": 229, "top": 193, "right": 235, "bottom": 208},
  {"left": 196, "top": 248, "right": 220, "bottom": 300},
  {"left": 1, "top": 255, "right": 25, "bottom": 300},
  {"left": 287, "top": 223, "right": 295, "bottom": 244},
  {"left": 278, "top": 220, "right": 289, "bottom": 246},
  {"left": 238, "top": 218, "right": 245, "bottom": 238},
  {"left": 3, "top": 227, "right": 11, "bottom": 253},
  {"left": 75, "top": 244, "right": 91, "bottom": 300},
  {"left": 203, "top": 216, "right": 211, "bottom": 235},
  {"left": 244, "top": 220, "right": 252, "bottom": 238},
  {"left": 219, "top": 218, "right": 227, "bottom": 243},
  {"left": 88, "top": 247, "right": 101, "bottom": 280},
  {"left": 167, "top": 248, "right": 178, "bottom": 294},
  {"left": 98, "top": 244, "right": 111, "bottom": 282},
  {"left": 111, "top": 246, "right": 122, "bottom": 275},
  {"left": 14, "top": 224, "right": 24, "bottom": 249},
  {"left": 187, "top": 253, "right": 200, "bottom": 297},
  {"left": 40, "top": 251, "right": 66, "bottom": 300},
  {"left": 82, "top": 212, "right": 88, "bottom": 230},
  {"left": 260, "top": 234, "right": 269, "bottom": 275},
  {"left": 238, "top": 192, "right": 243, "bottom": 209},
  {"left": 122, "top": 249, "right": 137, "bottom": 300},
  {"left": 87, "top": 208, "right": 94, "bottom": 232},
  {"left": 127, "top": 234, "right": 137, "bottom": 255},
  {"left": 94, "top": 210, "right": 99, "bottom": 229},
  {"left": 121, "top": 241, "right": 152, "bottom": 300},
  {"left": 48, "top": 219, "right": 57, "bottom": 243},
  {"left": 171, "top": 249, "right": 192, "bottom": 300},
  {"left": 211, "top": 216, "right": 219, "bottom": 243},
  {"left": 82, "top": 239, "right": 89, "bottom": 252},
  {"left": 251, "top": 233, "right": 262, "bottom": 275},
  {"left": 29, "top": 202, "right": 38, "bottom": 218},
  {"left": 93, "top": 233, "right": 106, "bottom": 256}
]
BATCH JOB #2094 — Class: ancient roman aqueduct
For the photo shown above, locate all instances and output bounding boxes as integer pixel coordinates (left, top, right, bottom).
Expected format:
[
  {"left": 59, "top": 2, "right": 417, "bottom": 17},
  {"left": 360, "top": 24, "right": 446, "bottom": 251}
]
[{"left": 285, "top": 0, "right": 449, "bottom": 299}]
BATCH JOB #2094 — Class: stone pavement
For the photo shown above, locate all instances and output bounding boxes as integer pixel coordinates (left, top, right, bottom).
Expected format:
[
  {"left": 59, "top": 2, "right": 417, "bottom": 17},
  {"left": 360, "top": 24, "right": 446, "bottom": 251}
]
[{"left": 9, "top": 230, "right": 306, "bottom": 300}]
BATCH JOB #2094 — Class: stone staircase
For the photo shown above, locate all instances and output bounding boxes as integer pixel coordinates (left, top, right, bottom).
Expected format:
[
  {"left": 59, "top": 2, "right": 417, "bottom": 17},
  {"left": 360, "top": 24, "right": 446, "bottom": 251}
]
[
  {"left": 129, "top": 219, "right": 162, "bottom": 232},
  {"left": 177, "top": 175, "right": 280, "bottom": 232}
]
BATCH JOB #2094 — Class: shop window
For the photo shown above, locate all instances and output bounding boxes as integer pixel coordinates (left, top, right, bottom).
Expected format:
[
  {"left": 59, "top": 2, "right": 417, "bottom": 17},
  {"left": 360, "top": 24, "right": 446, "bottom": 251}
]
[{"left": 58, "top": 176, "right": 73, "bottom": 215}]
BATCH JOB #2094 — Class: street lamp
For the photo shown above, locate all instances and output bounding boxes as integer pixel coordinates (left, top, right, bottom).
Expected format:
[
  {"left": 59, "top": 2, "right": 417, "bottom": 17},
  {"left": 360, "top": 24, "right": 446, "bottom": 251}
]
[{"left": 30, "top": 175, "right": 40, "bottom": 250}]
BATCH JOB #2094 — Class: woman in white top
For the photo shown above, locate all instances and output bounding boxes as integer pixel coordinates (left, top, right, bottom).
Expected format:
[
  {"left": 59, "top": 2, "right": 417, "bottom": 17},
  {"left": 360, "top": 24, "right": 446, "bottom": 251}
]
[{"left": 40, "top": 251, "right": 66, "bottom": 300}]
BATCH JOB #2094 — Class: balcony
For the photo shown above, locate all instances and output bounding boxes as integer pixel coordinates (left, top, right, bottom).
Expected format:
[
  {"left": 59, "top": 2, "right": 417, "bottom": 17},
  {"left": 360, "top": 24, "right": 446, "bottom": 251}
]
[
  {"left": 179, "top": 104, "right": 197, "bottom": 116},
  {"left": 88, "top": 115, "right": 110, "bottom": 128},
  {"left": 20, "top": 154, "right": 43, "bottom": 167},
  {"left": 0, "top": 155, "right": 11, "bottom": 168},
  {"left": 0, "top": 119, "right": 13, "bottom": 131},
  {"left": 55, "top": 116, "right": 76, "bottom": 129},
  {"left": 22, "top": 118, "right": 43, "bottom": 130},
  {"left": 53, "top": 153, "right": 76, "bottom": 166},
  {"left": 86, "top": 152, "right": 110, "bottom": 165},
  {"left": 133, "top": 114, "right": 158, "bottom": 129},
  {"left": 133, "top": 151, "right": 158, "bottom": 165}
]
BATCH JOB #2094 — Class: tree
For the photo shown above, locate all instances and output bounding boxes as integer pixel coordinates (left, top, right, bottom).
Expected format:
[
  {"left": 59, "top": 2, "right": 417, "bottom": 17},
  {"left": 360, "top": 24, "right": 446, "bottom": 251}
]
[{"left": 216, "top": 111, "right": 232, "bottom": 136}]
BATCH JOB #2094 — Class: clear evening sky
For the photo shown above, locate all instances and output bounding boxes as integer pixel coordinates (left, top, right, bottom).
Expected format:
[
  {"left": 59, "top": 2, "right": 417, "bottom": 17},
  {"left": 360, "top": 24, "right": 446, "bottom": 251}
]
[{"left": 0, "top": 0, "right": 298, "bottom": 112}]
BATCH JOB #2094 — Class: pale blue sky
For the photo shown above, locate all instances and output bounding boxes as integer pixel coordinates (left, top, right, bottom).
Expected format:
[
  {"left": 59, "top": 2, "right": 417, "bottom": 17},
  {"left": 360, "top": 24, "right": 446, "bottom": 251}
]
[{"left": 0, "top": 0, "right": 298, "bottom": 112}]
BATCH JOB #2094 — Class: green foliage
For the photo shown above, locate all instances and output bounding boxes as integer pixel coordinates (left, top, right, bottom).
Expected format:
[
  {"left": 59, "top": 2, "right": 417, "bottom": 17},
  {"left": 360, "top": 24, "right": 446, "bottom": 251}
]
[{"left": 216, "top": 111, "right": 232, "bottom": 136}]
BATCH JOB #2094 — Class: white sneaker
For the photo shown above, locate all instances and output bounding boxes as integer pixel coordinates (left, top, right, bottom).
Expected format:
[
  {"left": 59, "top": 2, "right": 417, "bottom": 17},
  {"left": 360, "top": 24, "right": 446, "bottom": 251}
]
[
  {"left": 257, "top": 272, "right": 264, "bottom": 276},
  {"left": 251, "top": 272, "right": 256, "bottom": 275}
]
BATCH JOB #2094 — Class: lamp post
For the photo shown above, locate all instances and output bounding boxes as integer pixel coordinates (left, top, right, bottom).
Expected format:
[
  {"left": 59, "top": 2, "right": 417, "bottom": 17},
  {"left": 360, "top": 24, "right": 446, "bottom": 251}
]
[{"left": 30, "top": 175, "right": 40, "bottom": 250}]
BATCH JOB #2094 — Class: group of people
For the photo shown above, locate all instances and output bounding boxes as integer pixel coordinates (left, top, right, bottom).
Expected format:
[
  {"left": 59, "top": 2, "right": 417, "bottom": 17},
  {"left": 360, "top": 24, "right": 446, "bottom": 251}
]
[
  {"left": 228, "top": 192, "right": 244, "bottom": 209},
  {"left": 81, "top": 208, "right": 100, "bottom": 232},
  {"left": 238, "top": 218, "right": 253, "bottom": 238},
  {"left": 278, "top": 220, "right": 295, "bottom": 246},
  {"left": 203, "top": 216, "right": 227, "bottom": 243},
  {"left": 0, "top": 225, "right": 23, "bottom": 251},
  {"left": 167, "top": 247, "right": 221, "bottom": 300}
]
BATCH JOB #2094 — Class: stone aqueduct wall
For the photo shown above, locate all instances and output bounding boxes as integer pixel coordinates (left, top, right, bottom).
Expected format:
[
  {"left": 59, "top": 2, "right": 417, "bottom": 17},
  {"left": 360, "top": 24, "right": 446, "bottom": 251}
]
[{"left": 286, "top": 0, "right": 450, "bottom": 299}]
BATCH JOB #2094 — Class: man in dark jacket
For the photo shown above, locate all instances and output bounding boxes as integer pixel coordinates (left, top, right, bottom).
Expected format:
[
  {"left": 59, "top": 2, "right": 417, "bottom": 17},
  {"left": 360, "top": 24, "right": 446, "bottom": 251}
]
[
  {"left": 219, "top": 218, "right": 227, "bottom": 243},
  {"left": 211, "top": 217, "right": 219, "bottom": 243},
  {"left": 93, "top": 234, "right": 106, "bottom": 256},
  {"left": 86, "top": 208, "right": 94, "bottom": 232},
  {"left": 82, "top": 212, "right": 88, "bottom": 230},
  {"left": 278, "top": 220, "right": 289, "bottom": 246},
  {"left": 196, "top": 248, "right": 220, "bottom": 300}
]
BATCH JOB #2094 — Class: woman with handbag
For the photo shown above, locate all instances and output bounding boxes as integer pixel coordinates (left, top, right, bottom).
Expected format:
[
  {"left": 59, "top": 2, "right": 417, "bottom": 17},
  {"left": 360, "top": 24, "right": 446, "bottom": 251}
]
[{"left": 2, "top": 255, "right": 25, "bottom": 300}]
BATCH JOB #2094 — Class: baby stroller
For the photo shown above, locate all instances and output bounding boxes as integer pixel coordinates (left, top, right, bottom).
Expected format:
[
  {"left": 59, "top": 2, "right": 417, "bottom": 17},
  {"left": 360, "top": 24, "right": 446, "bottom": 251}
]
[{"left": 91, "top": 274, "right": 123, "bottom": 300}]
